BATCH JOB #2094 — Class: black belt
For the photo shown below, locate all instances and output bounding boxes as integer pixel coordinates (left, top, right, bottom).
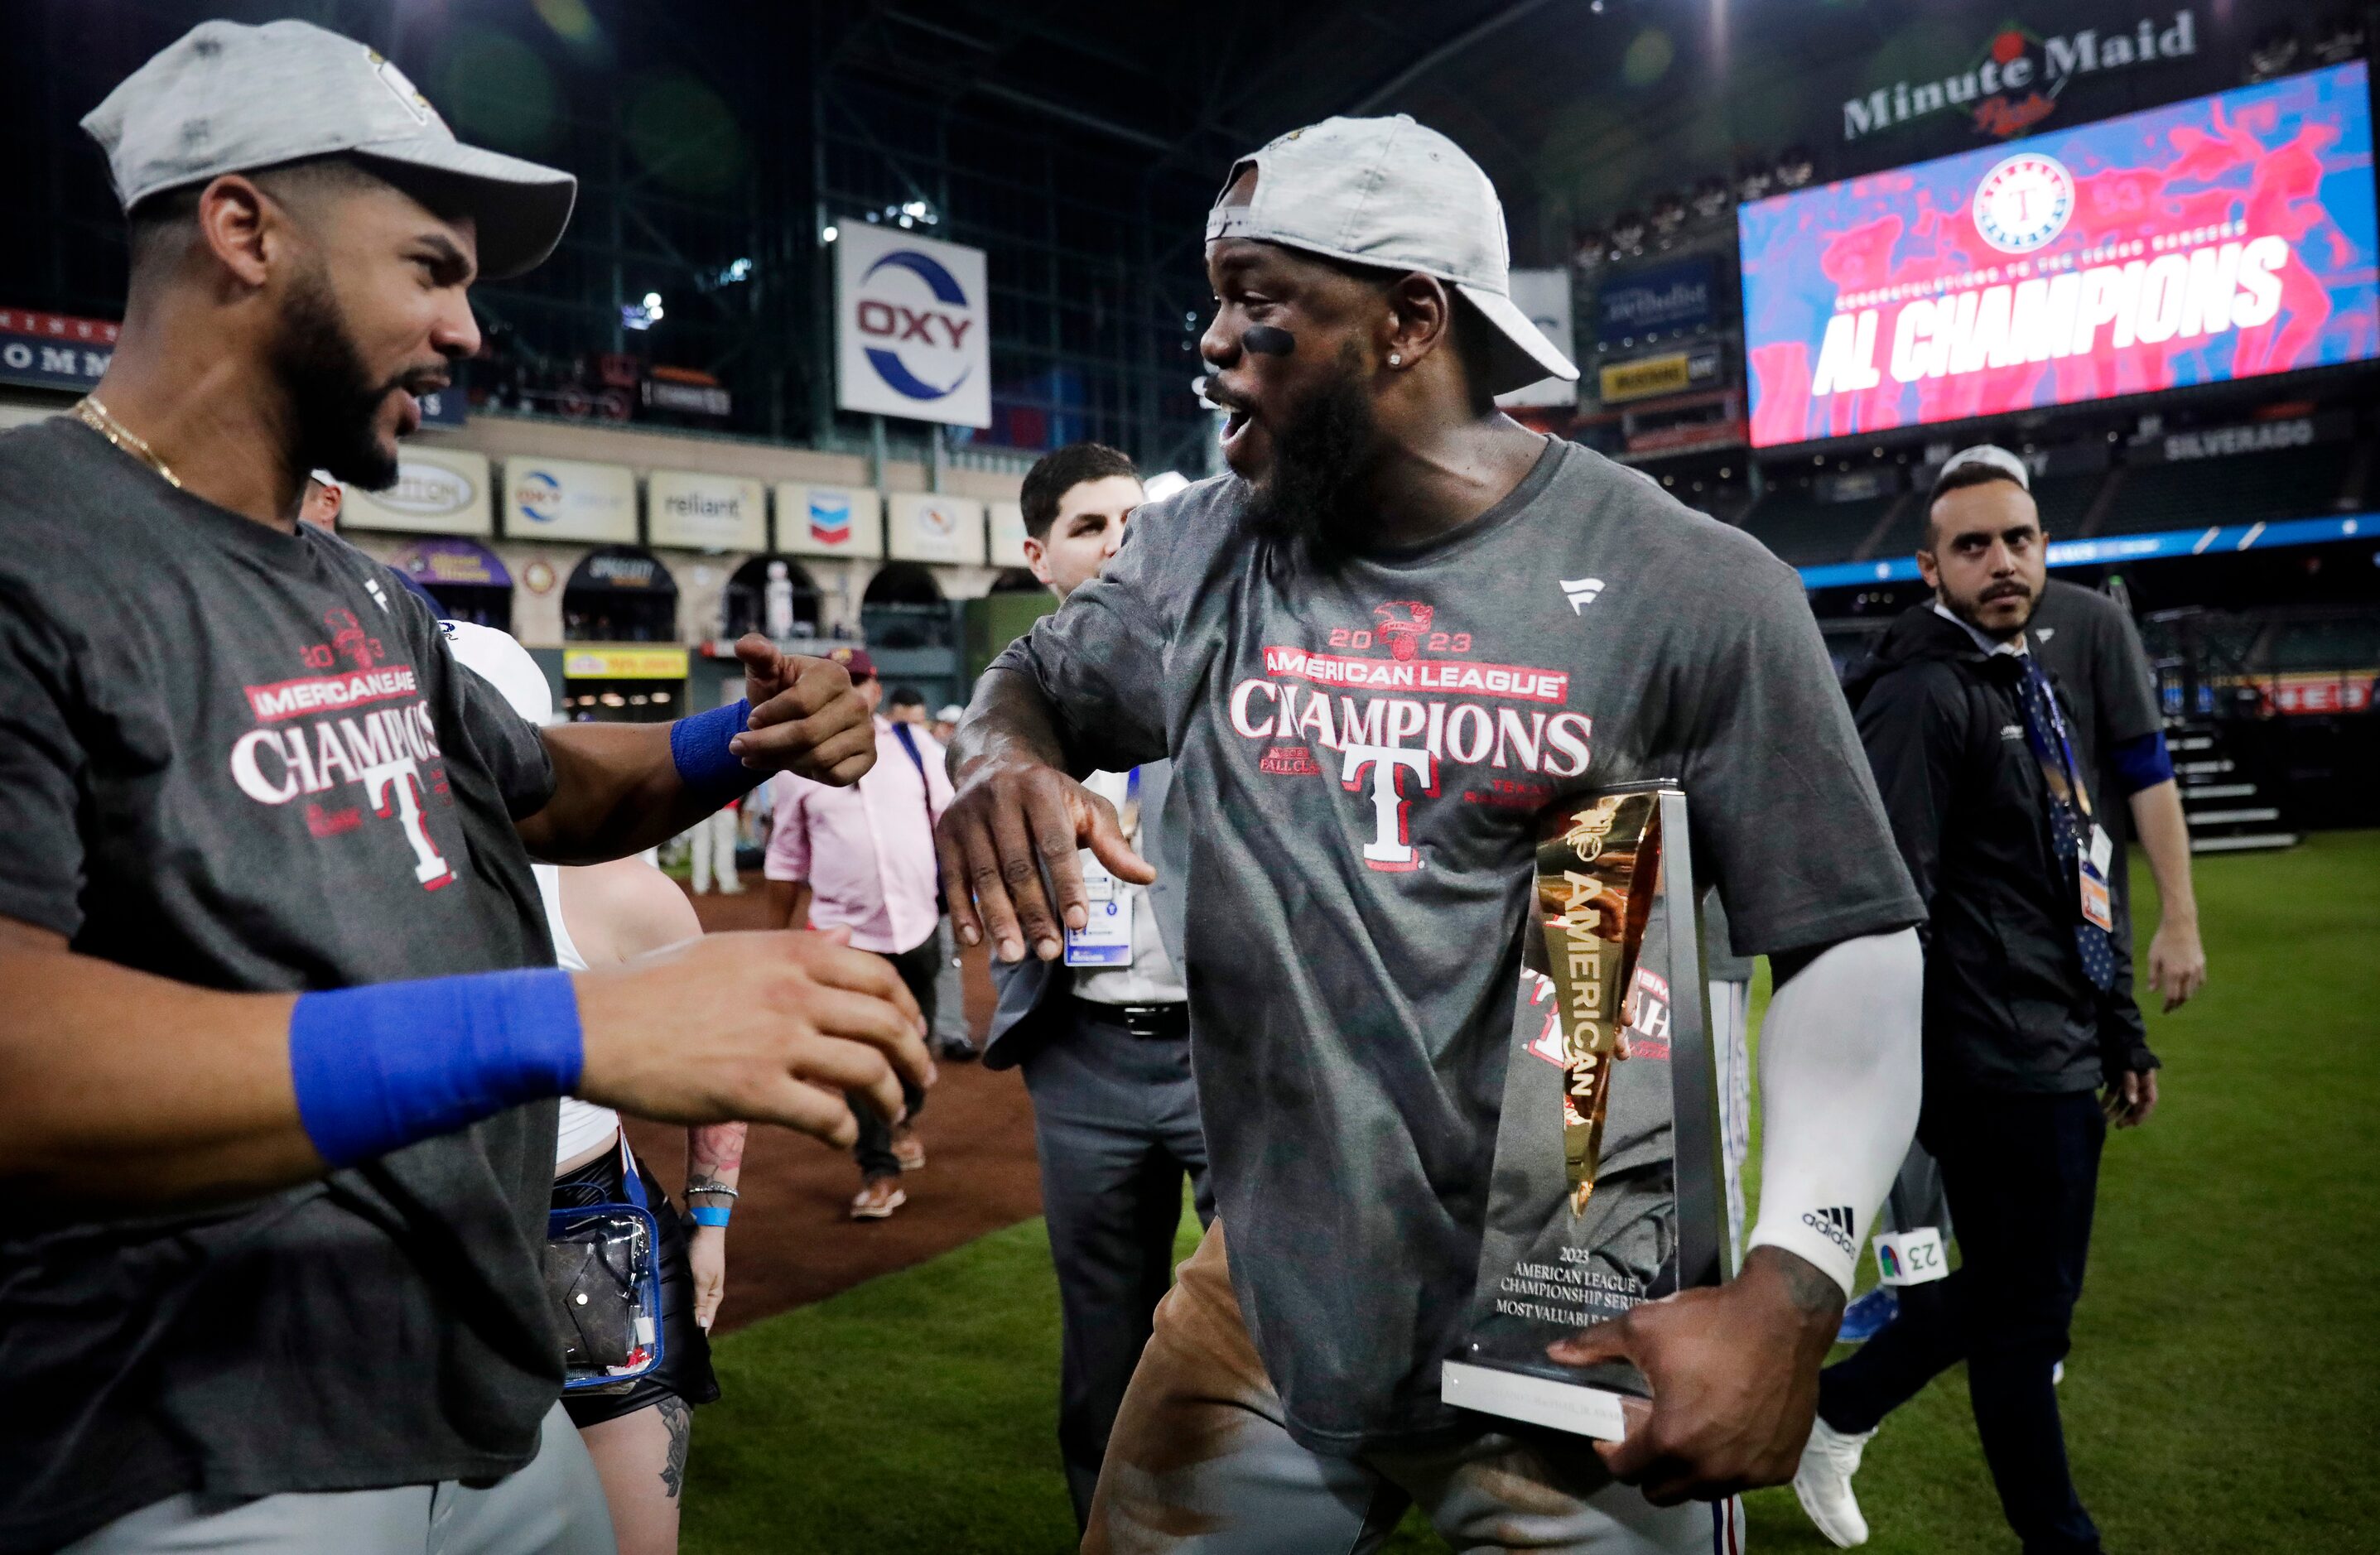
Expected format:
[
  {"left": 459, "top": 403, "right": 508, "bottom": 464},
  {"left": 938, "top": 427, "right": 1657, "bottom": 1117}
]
[{"left": 1073, "top": 997, "right": 1188, "bottom": 1040}]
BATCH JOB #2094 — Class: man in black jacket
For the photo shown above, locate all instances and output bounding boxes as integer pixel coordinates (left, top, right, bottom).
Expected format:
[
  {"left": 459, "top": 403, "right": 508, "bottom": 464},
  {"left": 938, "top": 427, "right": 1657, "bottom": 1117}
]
[{"left": 1791, "top": 447, "right": 2158, "bottom": 1554}]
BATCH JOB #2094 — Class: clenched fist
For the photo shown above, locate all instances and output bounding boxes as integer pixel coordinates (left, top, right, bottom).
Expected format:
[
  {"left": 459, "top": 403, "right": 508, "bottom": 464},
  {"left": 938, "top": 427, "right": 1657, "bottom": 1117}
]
[{"left": 575, "top": 927, "right": 932, "bottom": 1148}]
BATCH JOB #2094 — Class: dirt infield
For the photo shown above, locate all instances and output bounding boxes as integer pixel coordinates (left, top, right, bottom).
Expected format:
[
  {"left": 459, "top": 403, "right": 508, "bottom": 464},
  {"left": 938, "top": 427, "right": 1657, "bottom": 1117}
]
[{"left": 623, "top": 873, "right": 1043, "bottom": 1335}]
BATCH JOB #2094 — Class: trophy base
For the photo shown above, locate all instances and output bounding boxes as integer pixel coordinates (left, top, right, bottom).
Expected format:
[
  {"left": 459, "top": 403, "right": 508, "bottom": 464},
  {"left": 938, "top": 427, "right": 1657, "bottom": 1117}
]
[{"left": 1440, "top": 1360, "right": 1630, "bottom": 1441}]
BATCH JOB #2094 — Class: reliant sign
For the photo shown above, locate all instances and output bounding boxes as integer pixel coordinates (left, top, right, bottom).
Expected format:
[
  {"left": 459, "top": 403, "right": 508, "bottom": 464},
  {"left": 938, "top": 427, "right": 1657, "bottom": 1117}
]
[
  {"left": 887, "top": 492, "right": 986, "bottom": 566},
  {"left": 1742, "top": 63, "right": 2378, "bottom": 447},
  {"left": 1843, "top": 11, "right": 2198, "bottom": 143},
  {"left": 340, "top": 448, "right": 494, "bottom": 537},
  {"left": 988, "top": 501, "right": 1030, "bottom": 567},
  {"left": 835, "top": 225, "right": 992, "bottom": 428},
  {"left": 647, "top": 470, "right": 765, "bottom": 552},
  {"left": 503, "top": 457, "right": 637, "bottom": 544},
  {"left": 774, "top": 483, "right": 884, "bottom": 560}
]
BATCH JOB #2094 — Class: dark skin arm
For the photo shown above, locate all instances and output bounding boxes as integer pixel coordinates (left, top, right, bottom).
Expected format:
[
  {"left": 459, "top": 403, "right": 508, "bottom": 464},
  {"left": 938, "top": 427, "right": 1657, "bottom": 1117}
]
[
  {"left": 942, "top": 670, "right": 1844, "bottom": 1504},
  {"left": 518, "top": 636, "right": 877, "bottom": 864},
  {"left": 1549, "top": 1247, "right": 1844, "bottom": 1504}
]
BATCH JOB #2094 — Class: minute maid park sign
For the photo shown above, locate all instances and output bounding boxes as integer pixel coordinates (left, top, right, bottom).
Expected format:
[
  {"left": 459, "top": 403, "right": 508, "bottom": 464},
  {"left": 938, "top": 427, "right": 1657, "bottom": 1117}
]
[{"left": 1843, "top": 10, "right": 2197, "bottom": 143}]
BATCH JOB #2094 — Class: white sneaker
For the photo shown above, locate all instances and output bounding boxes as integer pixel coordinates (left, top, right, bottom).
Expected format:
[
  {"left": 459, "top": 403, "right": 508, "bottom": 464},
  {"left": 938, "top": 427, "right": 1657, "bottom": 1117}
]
[{"left": 1793, "top": 1416, "right": 1877, "bottom": 1548}]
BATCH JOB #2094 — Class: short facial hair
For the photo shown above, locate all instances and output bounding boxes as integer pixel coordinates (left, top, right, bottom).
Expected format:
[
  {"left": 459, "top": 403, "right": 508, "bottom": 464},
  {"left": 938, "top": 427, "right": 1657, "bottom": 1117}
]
[
  {"left": 270, "top": 261, "right": 402, "bottom": 491},
  {"left": 1245, "top": 340, "right": 1378, "bottom": 566}
]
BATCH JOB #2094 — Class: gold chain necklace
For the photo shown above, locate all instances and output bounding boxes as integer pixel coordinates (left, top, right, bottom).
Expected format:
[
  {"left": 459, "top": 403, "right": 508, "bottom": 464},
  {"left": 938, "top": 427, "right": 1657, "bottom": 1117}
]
[{"left": 72, "top": 396, "right": 183, "bottom": 489}]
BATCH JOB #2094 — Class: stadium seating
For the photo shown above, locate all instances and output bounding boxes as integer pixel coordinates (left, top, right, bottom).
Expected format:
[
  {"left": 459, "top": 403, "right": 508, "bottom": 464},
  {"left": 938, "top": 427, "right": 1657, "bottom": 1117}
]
[
  {"left": 2090, "top": 442, "right": 2357, "bottom": 537},
  {"left": 1741, "top": 489, "right": 1905, "bottom": 566}
]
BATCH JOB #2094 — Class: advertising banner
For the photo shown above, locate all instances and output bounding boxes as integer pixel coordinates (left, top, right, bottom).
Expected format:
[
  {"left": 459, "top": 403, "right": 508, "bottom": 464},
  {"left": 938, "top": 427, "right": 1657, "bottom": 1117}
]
[
  {"left": 1740, "top": 62, "right": 2378, "bottom": 448},
  {"left": 503, "top": 457, "right": 638, "bottom": 544},
  {"left": 341, "top": 447, "right": 494, "bottom": 537},
  {"left": 563, "top": 646, "right": 688, "bottom": 680},
  {"left": 776, "top": 483, "right": 884, "bottom": 560},
  {"left": 391, "top": 537, "right": 509, "bottom": 589},
  {"left": 0, "top": 309, "right": 114, "bottom": 392},
  {"left": 1595, "top": 258, "right": 1720, "bottom": 346},
  {"left": 887, "top": 492, "right": 986, "bottom": 566},
  {"left": 1497, "top": 268, "right": 1580, "bottom": 409},
  {"left": 988, "top": 500, "right": 1031, "bottom": 567},
  {"left": 836, "top": 226, "right": 992, "bottom": 428},
  {"left": 648, "top": 470, "right": 766, "bottom": 552},
  {"left": 1597, "top": 346, "right": 1722, "bottom": 405}
]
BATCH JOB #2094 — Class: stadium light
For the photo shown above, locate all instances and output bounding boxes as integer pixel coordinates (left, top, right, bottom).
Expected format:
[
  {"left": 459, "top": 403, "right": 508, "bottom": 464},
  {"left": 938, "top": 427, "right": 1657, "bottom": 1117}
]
[{"left": 821, "top": 224, "right": 840, "bottom": 243}]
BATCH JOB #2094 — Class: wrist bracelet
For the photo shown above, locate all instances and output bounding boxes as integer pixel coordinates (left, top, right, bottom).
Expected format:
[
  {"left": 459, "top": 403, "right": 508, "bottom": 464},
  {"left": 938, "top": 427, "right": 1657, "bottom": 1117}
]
[
  {"left": 686, "top": 1182, "right": 739, "bottom": 1200},
  {"left": 688, "top": 1204, "right": 731, "bottom": 1228}
]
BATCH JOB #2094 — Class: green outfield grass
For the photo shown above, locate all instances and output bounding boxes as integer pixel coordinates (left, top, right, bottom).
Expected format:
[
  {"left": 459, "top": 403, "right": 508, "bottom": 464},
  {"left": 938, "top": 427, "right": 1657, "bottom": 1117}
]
[{"left": 681, "top": 833, "right": 2380, "bottom": 1554}]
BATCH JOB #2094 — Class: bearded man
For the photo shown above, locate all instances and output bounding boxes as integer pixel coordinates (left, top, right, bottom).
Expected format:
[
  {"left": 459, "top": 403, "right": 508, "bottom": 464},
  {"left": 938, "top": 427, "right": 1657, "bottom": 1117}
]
[
  {"left": 0, "top": 23, "right": 926, "bottom": 1553},
  {"left": 939, "top": 116, "right": 1927, "bottom": 1553}
]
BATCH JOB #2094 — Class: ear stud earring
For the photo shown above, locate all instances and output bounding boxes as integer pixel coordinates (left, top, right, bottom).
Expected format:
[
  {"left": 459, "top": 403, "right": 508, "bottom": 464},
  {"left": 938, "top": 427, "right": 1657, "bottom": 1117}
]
[{"left": 1388, "top": 352, "right": 1403, "bottom": 367}]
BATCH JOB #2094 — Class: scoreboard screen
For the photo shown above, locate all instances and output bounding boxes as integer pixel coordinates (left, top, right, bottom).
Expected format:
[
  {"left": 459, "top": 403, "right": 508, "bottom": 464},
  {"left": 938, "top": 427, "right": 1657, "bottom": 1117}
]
[{"left": 1738, "top": 63, "right": 2378, "bottom": 447}]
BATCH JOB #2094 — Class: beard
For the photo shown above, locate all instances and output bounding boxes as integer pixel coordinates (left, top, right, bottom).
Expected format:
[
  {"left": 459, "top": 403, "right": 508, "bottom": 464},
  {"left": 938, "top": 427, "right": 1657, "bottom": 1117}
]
[
  {"left": 1244, "top": 344, "right": 1378, "bottom": 566},
  {"left": 1944, "top": 575, "right": 2040, "bottom": 641},
  {"left": 269, "top": 263, "right": 406, "bottom": 492}
]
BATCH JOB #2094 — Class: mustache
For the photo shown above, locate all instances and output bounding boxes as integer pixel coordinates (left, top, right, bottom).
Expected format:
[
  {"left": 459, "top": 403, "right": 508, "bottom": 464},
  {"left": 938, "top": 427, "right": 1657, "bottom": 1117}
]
[
  {"left": 1981, "top": 581, "right": 2032, "bottom": 600},
  {"left": 385, "top": 361, "right": 452, "bottom": 398},
  {"left": 1194, "top": 374, "right": 1252, "bottom": 415}
]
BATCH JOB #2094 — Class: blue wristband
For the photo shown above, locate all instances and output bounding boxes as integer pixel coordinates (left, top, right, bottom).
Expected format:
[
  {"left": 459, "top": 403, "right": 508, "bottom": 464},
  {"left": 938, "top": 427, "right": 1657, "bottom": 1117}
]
[
  {"left": 688, "top": 1204, "right": 731, "bottom": 1228},
  {"left": 289, "top": 968, "right": 585, "bottom": 1167},
  {"left": 670, "top": 698, "right": 754, "bottom": 807}
]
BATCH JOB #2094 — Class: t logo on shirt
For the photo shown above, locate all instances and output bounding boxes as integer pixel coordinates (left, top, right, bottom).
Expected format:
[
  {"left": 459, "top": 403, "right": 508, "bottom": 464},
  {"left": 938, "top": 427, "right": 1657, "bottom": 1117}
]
[{"left": 1341, "top": 744, "right": 1437, "bottom": 871}]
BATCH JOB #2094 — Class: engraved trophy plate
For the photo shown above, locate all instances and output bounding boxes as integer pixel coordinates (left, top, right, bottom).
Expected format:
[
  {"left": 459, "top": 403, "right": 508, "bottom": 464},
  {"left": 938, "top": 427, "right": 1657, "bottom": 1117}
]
[{"left": 1440, "top": 784, "right": 1729, "bottom": 1440}]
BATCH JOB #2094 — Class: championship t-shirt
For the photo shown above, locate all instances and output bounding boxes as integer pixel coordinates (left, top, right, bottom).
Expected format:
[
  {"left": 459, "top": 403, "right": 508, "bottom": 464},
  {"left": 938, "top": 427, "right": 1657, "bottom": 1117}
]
[
  {"left": 999, "top": 436, "right": 1922, "bottom": 1451},
  {"left": 0, "top": 420, "right": 563, "bottom": 1549}
]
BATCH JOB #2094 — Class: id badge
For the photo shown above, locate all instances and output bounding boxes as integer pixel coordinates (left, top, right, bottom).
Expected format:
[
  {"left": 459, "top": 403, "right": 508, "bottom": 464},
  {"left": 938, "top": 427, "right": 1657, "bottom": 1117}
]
[
  {"left": 1064, "top": 892, "right": 1134, "bottom": 967},
  {"left": 2078, "top": 851, "right": 2114, "bottom": 932},
  {"left": 2088, "top": 823, "right": 2113, "bottom": 875}
]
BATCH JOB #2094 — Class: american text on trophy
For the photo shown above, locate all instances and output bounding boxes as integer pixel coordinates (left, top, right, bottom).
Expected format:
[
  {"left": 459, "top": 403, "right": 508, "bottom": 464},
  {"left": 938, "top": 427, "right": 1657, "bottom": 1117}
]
[{"left": 1441, "top": 783, "right": 1730, "bottom": 1441}]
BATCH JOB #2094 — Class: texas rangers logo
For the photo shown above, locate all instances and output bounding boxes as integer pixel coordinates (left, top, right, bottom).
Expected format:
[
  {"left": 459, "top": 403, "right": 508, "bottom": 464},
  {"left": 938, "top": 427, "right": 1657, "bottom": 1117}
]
[
  {"left": 1373, "top": 601, "right": 1433, "bottom": 662},
  {"left": 1973, "top": 152, "right": 2074, "bottom": 255}
]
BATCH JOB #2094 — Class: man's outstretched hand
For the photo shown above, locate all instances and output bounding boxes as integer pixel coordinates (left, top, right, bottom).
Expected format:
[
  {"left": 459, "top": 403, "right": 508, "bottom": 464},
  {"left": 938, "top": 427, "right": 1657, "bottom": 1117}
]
[
  {"left": 1545, "top": 1245, "right": 1844, "bottom": 1504},
  {"left": 726, "top": 634, "right": 877, "bottom": 785},
  {"left": 936, "top": 756, "right": 1153, "bottom": 964}
]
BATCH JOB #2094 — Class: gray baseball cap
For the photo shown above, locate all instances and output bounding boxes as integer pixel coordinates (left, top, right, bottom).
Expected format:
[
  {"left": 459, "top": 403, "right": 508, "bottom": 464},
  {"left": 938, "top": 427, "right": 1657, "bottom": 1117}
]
[
  {"left": 1937, "top": 444, "right": 2031, "bottom": 490},
  {"left": 82, "top": 20, "right": 576, "bottom": 281},
  {"left": 1206, "top": 115, "right": 1578, "bottom": 396}
]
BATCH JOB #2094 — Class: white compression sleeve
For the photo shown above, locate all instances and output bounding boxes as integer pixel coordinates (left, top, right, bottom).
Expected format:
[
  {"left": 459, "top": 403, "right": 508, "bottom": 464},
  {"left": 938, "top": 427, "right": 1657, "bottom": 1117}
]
[{"left": 1744, "top": 927, "right": 1924, "bottom": 1294}]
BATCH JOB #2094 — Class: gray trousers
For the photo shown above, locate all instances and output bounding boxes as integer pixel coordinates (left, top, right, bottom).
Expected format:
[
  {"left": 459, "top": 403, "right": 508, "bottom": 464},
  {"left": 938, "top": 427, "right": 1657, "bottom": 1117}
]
[
  {"left": 1877, "top": 1140, "right": 1954, "bottom": 1243},
  {"left": 1022, "top": 1001, "right": 1214, "bottom": 1532},
  {"left": 1088, "top": 1223, "right": 1743, "bottom": 1554},
  {"left": 63, "top": 1403, "right": 614, "bottom": 1555},
  {"left": 933, "top": 916, "right": 971, "bottom": 1052}
]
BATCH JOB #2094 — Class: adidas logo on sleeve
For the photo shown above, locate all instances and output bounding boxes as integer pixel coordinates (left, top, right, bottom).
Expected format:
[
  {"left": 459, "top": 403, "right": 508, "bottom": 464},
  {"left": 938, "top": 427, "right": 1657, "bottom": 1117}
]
[{"left": 1802, "top": 1205, "right": 1857, "bottom": 1254}]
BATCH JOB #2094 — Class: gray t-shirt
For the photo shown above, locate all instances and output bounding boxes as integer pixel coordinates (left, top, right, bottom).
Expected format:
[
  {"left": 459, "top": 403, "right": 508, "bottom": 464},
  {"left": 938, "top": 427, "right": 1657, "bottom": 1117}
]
[
  {"left": 999, "top": 437, "right": 1921, "bottom": 1450},
  {"left": 0, "top": 419, "right": 563, "bottom": 1549},
  {"left": 2031, "top": 580, "right": 2163, "bottom": 892}
]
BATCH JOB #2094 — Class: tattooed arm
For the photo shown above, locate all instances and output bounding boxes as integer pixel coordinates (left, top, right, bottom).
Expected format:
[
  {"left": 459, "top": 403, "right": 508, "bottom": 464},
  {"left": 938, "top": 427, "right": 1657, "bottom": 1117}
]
[{"left": 685, "top": 1120, "right": 744, "bottom": 1331}]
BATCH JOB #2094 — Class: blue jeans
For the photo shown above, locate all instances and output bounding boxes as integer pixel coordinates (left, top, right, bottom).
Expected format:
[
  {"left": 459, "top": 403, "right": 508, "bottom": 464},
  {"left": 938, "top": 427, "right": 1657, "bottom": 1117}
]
[{"left": 1819, "top": 1088, "right": 2107, "bottom": 1555}]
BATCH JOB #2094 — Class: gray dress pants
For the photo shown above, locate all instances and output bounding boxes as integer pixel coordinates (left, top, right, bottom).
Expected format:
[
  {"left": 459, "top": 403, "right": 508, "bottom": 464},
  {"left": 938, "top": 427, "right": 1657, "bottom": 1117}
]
[
  {"left": 1022, "top": 1000, "right": 1214, "bottom": 1531},
  {"left": 63, "top": 1403, "right": 614, "bottom": 1555}
]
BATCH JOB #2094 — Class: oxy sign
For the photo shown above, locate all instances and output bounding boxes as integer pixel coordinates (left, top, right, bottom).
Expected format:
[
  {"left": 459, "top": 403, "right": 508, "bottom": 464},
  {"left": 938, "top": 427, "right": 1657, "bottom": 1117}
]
[{"left": 836, "top": 225, "right": 991, "bottom": 428}]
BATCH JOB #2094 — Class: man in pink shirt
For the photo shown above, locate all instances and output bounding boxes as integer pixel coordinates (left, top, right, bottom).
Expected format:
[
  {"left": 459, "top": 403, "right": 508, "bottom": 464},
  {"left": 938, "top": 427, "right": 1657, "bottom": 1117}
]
[{"left": 765, "top": 646, "right": 955, "bottom": 1219}]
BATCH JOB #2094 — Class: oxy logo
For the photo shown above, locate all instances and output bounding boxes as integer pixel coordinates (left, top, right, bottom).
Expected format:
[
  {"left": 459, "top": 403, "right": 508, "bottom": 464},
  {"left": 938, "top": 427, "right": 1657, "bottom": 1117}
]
[
  {"left": 514, "top": 469, "right": 563, "bottom": 524},
  {"left": 1341, "top": 743, "right": 1439, "bottom": 871},
  {"left": 855, "top": 250, "right": 977, "bottom": 402}
]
